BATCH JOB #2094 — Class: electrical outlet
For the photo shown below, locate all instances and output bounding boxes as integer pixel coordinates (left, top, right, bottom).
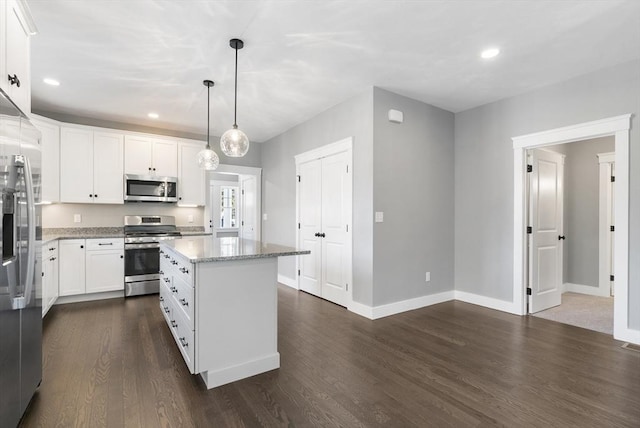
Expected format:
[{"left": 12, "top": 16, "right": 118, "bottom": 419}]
[
  {"left": 425, "top": 272, "right": 431, "bottom": 282},
  {"left": 187, "top": 215, "right": 194, "bottom": 223},
  {"left": 263, "top": 213, "right": 268, "bottom": 221},
  {"left": 375, "top": 211, "right": 384, "bottom": 223},
  {"left": 73, "top": 214, "right": 81, "bottom": 223}
]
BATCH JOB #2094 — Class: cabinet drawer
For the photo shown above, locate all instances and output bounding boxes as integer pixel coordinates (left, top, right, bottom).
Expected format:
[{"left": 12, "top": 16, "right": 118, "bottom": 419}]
[
  {"left": 87, "top": 238, "right": 124, "bottom": 251},
  {"left": 169, "top": 302, "right": 195, "bottom": 374},
  {"left": 44, "top": 241, "right": 59, "bottom": 257},
  {"left": 171, "top": 274, "right": 194, "bottom": 327}
]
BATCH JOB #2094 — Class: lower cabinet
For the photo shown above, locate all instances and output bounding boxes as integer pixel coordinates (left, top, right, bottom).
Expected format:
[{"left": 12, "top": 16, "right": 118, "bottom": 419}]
[
  {"left": 159, "top": 248, "right": 195, "bottom": 373},
  {"left": 59, "top": 238, "right": 124, "bottom": 297},
  {"left": 42, "top": 242, "right": 59, "bottom": 317}
]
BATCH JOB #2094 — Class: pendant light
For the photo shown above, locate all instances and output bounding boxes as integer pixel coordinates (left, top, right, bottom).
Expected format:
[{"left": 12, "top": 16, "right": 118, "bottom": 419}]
[
  {"left": 220, "top": 38, "right": 249, "bottom": 157},
  {"left": 197, "top": 79, "right": 220, "bottom": 170}
]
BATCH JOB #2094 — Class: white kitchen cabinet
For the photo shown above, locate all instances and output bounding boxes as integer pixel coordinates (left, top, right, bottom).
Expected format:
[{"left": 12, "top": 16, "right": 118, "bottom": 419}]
[
  {"left": 85, "top": 239, "right": 124, "bottom": 293},
  {"left": 93, "top": 131, "right": 124, "bottom": 203},
  {"left": 59, "top": 239, "right": 86, "bottom": 296},
  {"left": 32, "top": 117, "right": 60, "bottom": 203},
  {"left": 0, "top": 0, "right": 36, "bottom": 114},
  {"left": 124, "top": 135, "right": 177, "bottom": 177},
  {"left": 177, "top": 141, "right": 205, "bottom": 205},
  {"left": 58, "top": 238, "right": 124, "bottom": 296},
  {"left": 42, "top": 241, "right": 59, "bottom": 317},
  {"left": 60, "top": 126, "right": 124, "bottom": 204}
]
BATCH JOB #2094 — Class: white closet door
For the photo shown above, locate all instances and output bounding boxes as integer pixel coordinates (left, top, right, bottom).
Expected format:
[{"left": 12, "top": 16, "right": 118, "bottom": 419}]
[
  {"left": 298, "top": 160, "right": 322, "bottom": 296},
  {"left": 320, "top": 152, "right": 350, "bottom": 306},
  {"left": 240, "top": 175, "right": 257, "bottom": 241}
]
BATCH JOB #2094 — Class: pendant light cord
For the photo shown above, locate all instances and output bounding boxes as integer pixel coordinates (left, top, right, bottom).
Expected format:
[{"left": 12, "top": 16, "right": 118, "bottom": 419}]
[
  {"left": 206, "top": 84, "right": 211, "bottom": 149},
  {"left": 233, "top": 46, "right": 238, "bottom": 128}
]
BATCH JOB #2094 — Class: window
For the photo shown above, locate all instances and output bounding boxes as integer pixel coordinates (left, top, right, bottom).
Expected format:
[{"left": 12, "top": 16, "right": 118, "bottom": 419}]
[{"left": 220, "top": 186, "right": 238, "bottom": 228}]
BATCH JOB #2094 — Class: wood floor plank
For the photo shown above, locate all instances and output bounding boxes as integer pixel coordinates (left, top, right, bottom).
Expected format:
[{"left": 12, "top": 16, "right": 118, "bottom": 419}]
[{"left": 20, "top": 286, "right": 640, "bottom": 428}]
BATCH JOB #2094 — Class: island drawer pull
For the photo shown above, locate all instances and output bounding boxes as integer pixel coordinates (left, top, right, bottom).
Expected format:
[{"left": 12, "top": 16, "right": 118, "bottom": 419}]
[
  {"left": 159, "top": 296, "right": 164, "bottom": 302},
  {"left": 171, "top": 320, "right": 178, "bottom": 328},
  {"left": 171, "top": 260, "right": 178, "bottom": 265},
  {"left": 179, "top": 267, "right": 189, "bottom": 274},
  {"left": 98, "top": 242, "right": 113, "bottom": 246},
  {"left": 163, "top": 306, "right": 169, "bottom": 313},
  {"left": 179, "top": 298, "right": 188, "bottom": 306},
  {"left": 163, "top": 277, "right": 170, "bottom": 283},
  {"left": 170, "top": 286, "right": 177, "bottom": 293},
  {"left": 179, "top": 337, "right": 188, "bottom": 348}
]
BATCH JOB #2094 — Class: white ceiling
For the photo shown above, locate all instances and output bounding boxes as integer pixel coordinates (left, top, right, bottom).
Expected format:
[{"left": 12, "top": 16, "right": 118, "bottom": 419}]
[{"left": 28, "top": 0, "right": 640, "bottom": 142}]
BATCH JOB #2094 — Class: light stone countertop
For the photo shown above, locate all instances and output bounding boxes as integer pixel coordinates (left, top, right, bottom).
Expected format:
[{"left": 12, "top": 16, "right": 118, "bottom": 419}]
[
  {"left": 162, "top": 235, "right": 309, "bottom": 263},
  {"left": 41, "top": 227, "right": 209, "bottom": 244}
]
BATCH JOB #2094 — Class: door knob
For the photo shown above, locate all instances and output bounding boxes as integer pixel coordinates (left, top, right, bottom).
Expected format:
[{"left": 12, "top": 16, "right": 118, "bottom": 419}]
[
  {"left": 7, "top": 74, "right": 20, "bottom": 87},
  {"left": 319, "top": 233, "right": 326, "bottom": 238},
  {"left": 558, "top": 235, "right": 566, "bottom": 240},
  {"left": 314, "top": 232, "right": 320, "bottom": 237}
]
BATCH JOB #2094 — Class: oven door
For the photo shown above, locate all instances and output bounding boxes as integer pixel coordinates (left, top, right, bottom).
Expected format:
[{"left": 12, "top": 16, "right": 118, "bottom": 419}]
[{"left": 124, "top": 243, "right": 160, "bottom": 281}]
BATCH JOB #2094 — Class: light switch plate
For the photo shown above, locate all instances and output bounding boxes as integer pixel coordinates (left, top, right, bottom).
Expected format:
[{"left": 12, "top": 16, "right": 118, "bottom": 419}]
[
  {"left": 375, "top": 212, "right": 384, "bottom": 223},
  {"left": 187, "top": 215, "right": 194, "bottom": 223},
  {"left": 73, "top": 214, "right": 81, "bottom": 223},
  {"left": 263, "top": 213, "right": 268, "bottom": 221}
]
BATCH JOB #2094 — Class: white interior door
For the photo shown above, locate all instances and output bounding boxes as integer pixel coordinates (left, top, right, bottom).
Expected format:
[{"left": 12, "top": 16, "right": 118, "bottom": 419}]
[
  {"left": 320, "top": 152, "right": 351, "bottom": 306},
  {"left": 298, "top": 160, "right": 322, "bottom": 296},
  {"left": 529, "top": 149, "right": 565, "bottom": 313},
  {"left": 240, "top": 175, "right": 257, "bottom": 241}
]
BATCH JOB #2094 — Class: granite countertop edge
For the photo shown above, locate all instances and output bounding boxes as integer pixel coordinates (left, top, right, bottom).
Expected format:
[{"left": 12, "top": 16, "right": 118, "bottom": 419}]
[
  {"left": 41, "top": 227, "right": 209, "bottom": 243},
  {"left": 188, "top": 250, "right": 310, "bottom": 264}
]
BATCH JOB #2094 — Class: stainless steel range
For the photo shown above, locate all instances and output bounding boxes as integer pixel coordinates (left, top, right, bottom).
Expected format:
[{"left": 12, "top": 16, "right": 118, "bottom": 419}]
[{"left": 124, "top": 215, "right": 181, "bottom": 297}]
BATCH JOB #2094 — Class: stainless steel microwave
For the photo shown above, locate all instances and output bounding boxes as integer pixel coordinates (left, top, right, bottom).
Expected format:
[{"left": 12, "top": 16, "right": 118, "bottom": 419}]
[{"left": 124, "top": 174, "right": 178, "bottom": 202}]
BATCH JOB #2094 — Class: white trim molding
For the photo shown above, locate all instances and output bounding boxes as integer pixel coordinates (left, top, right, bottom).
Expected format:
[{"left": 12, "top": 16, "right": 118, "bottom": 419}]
[
  {"left": 563, "top": 283, "right": 611, "bottom": 298},
  {"left": 512, "top": 114, "right": 633, "bottom": 343},
  {"left": 454, "top": 291, "right": 521, "bottom": 315},
  {"left": 348, "top": 291, "right": 454, "bottom": 320},
  {"left": 277, "top": 274, "right": 298, "bottom": 290}
]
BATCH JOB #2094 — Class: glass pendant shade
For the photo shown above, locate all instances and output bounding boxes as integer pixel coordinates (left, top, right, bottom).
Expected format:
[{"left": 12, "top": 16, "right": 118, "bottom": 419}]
[
  {"left": 197, "top": 146, "right": 219, "bottom": 170},
  {"left": 220, "top": 125, "right": 249, "bottom": 157}
]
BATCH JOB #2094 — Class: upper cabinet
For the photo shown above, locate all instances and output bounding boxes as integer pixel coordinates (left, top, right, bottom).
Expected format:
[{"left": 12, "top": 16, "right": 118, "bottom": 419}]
[
  {"left": 60, "top": 126, "right": 124, "bottom": 204},
  {"left": 178, "top": 142, "right": 205, "bottom": 206},
  {"left": 32, "top": 117, "right": 60, "bottom": 203},
  {"left": 0, "top": 0, "right": 37, "bottom": 114},
  {"left": 124, "top": 135, "right": 177, "bottom": 177}
]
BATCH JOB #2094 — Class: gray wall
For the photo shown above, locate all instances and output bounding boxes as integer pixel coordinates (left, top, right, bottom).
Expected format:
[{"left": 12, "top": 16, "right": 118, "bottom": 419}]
[
  {"left": 261, "top": 89, "right": 375, "bottom": 305},
  {"left": 454, "top": 59, "right": 639, "bottom": 329},
  {"left": 372, "top": 88, "right": 455, "bottom": 306}
]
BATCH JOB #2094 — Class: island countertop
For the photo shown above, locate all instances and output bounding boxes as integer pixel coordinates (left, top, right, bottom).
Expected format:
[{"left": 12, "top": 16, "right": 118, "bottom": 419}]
[{"left": 162, "top": 235, "right": 309, "bottom": 263}]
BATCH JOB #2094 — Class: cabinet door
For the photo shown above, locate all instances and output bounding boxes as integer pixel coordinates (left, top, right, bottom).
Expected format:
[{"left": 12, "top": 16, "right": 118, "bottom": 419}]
[
  {"left": 178, "top": 142, "right": 205, "bottom": 205},
  {"left": 153, "top": 140, "right": 178, "bottom": 177},
  {"left": 93, "top": 131, "right": 124, "bottom": 204},
  {"left": 3, "top": 0, "right": 31, "bottom": 113},
  {"left": 34, "top": 119, "right": 60, "bottom": 203},
  {"left": 86, "top": 249, "right": 124, "bottom": 293},
  {"left": 59, "top": 240, "right": 86, "bottom": 296},
  {"left": 124, "top": 135, "right": 153, "bottom": 175},
  {"left": 60, "top": 127, "right": 94, "bottom": 203}
]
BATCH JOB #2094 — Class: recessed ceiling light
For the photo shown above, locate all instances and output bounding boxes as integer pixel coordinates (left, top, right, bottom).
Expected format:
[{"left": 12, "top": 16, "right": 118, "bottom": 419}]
[
  {"left": 43, "top": 78, "right": 60, "bottom": 86},
  {"left": 481, "top": 48, "right": 500, "bottom": 59},
  {"left": 148, "top": 112, "right": 159, "bottom": 119}
]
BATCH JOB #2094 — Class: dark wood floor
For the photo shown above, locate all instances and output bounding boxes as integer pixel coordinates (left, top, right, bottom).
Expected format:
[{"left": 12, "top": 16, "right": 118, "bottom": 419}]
[{"left": 20, "top": 286, "right": 640, "bottom": 427}]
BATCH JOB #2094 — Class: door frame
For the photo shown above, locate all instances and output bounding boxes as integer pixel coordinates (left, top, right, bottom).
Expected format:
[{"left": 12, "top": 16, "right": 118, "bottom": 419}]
[
  {"left": 205, "top": 164, "right": 262, "bottom": 241},
  {"left": 512, "top": 114, "right": 633, "bottom": 342},
  {"left": 294, "top": 137, "right": 353, "bottom": 306}
]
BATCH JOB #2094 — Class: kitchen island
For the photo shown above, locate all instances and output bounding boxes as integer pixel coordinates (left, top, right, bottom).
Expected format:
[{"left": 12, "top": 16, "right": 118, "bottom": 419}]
[{"left": 159, "top": 236, "right": 308, "bottom": 389}]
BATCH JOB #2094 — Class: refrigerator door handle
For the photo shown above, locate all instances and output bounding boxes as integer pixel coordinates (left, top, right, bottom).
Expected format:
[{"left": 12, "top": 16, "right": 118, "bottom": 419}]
[{"left": 11, "top": 155, "right": 36, "bottom": 310}]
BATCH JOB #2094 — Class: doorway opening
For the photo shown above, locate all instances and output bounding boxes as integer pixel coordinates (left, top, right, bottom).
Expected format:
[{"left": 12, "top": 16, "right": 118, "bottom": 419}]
[
  {"left": 512, "top": 114, "right": 633, "bottom": 343},
  {"left": 527, "top": 138, "right": 615, "bottom": 335},
  {"left": 204, "top": 164, "right": 261, "bottom": 240}
]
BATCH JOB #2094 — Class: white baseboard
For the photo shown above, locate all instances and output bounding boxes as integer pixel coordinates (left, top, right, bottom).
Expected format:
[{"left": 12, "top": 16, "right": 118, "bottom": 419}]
[
  {"left": 615, "top": 327, "right": 640, "bottom": 346},
  {"left": 347, "top": 300, "right": 374, "bottom": 319},
  {"left": 348, "top": 291, "right": 454, "bottom": 320},
  {"left": 454, "top": 291, "right": 521, "bottom": 315},
  {"left": 563, "top": 283, "right": 611, "bottom": 297},
  {"left": 200, "top": 353, "right": 280, "bottom": 389},
  {"left": 55, "top": 291, "right": 124, "bottom": 305},
  {"left": 277, "top": 274, "right": 298, "bottom": 290}
]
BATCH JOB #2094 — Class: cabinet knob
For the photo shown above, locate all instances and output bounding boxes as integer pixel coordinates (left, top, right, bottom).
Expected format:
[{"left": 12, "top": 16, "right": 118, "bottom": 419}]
[
  {"left": 7, "top": 74, "right": 20, "bottom": 88},
  {"left": 89, "top": 194, "right": 93, "bottom": 198},
  {"left": 120, "top": 255, "right": 124, "bottom": 259},
  {"left": 153, "top": 168, "right": 156, "bottom": 171},
  {"left": 94, "top": 194, "right": 98, "bottom": 198},
  {"left": 148, "top": 167, "right": 151, "bottom": 171},
  {"left": 80, "top": 245, "right": 84, "bottom": 249},
  {"left": 178, "top": 197, "right": 182, "bottom": 200}
]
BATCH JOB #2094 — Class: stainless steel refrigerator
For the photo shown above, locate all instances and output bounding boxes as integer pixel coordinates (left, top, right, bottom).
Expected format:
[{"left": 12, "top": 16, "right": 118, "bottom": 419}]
[{"left": 0, "top": 88, "right": 42, "bottom": 427}]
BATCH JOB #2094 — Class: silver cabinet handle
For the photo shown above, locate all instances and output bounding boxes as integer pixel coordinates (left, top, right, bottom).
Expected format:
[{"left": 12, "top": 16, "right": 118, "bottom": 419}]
[
  {"left": 179, "top": 267, "right": 189, "bottom": 274},
  {"left": 159, "top": 296, "right": 164, "bottom": 302},
  {"left": 179, "top": 298, "right": 188, "bottom": 306},
  {"left": 163, "top": 306, "right": 170, "bottom": 313},
  {"left": 179, "top": 337, "right": 188, "bottom": 347},
  {"left": 170, "top": 287, "right": 177, "bottom": 293},
  {"left": 98, "top": 242, "right": 113, "bottom": 246},
  {"left": 171, "top": 320, "right": 178, "bottom": 328}
]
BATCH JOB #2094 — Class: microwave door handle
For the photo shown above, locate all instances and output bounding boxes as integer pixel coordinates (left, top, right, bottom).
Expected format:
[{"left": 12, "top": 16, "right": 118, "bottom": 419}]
[{"left": 11, "top": 155, "right": 36, "bottom": 310}]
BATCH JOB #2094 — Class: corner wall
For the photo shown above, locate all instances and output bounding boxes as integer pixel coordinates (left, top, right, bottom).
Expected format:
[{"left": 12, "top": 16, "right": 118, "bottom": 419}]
[{"left": 372, "top": 88, "right": 455, "bottom": 306}]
